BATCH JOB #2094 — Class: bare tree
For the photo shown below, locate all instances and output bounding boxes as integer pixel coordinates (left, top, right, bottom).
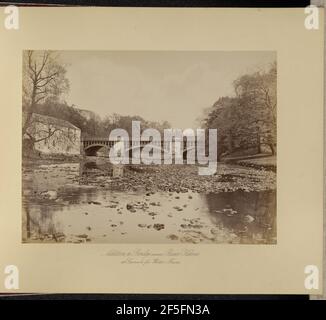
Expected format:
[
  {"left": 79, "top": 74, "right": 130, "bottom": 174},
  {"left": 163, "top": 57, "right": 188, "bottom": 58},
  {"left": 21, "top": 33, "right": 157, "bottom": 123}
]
[{"left": 22, "top": 50, "right": 69, "bottom": 139}]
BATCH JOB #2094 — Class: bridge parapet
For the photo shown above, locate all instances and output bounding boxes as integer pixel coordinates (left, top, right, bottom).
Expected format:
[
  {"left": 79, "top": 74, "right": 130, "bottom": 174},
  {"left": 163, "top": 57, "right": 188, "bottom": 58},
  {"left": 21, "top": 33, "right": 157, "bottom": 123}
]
[{"left": 82, "top": 137, "right": 197, "bottom": 156}]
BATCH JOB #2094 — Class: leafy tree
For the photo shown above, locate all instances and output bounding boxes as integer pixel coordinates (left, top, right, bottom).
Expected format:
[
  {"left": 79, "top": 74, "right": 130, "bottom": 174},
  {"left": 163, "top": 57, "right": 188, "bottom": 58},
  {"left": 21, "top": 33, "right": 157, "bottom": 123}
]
[
  {"left": 203, "top": 63, "right": 276, "bottom": 158},
  {"left": 234, "top": 63, "right": 276, "bottom": 154}
]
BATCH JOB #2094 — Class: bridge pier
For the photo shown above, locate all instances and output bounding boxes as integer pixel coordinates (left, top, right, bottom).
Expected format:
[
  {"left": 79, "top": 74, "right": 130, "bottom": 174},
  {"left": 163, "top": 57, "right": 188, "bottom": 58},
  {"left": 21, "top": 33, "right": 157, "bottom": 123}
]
[{"left": 112, "top": 164, "right": 124, "bottom": 178}]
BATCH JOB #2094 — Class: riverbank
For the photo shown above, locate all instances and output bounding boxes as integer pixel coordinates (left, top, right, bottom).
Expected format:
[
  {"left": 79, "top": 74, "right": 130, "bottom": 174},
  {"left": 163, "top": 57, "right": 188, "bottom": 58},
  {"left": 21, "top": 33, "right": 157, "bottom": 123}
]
[
  {"left": 223, "top": 154, "right": 276, "bottom": 172},
  {"left": 22, "top": 153, "right": 82, "bottom": 166},
  {"left": 79, "top": 160, "right": 276, "bottom": 194},
  {"left": 22, "top": 156, "right": 276, "bottom": 194}
]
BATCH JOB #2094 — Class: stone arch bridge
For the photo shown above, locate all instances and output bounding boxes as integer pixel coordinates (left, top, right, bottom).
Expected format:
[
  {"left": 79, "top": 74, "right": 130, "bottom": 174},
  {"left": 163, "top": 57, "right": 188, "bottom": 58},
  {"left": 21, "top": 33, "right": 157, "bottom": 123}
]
[{"left": 81, "top": 137, "right": 196, "bottom": 159}]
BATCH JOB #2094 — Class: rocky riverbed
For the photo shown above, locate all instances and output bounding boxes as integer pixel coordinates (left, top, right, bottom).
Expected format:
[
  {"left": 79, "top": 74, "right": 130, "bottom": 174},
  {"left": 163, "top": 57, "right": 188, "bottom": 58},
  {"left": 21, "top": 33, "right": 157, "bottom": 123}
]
[
  {"left": 22, "top": 159, "right": 276, "bottom": 244},
  {"left": 79, "top": 160, "right": 276, "bottom": 193}
]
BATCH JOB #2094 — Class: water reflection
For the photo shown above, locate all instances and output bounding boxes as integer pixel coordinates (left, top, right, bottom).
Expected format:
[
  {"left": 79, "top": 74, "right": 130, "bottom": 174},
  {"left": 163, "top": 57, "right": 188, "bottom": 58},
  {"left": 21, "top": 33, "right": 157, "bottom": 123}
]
[
  {"left": 22, "top": 161, "right": 276, "bottom": 244},
  {"left": 205, "top": 191, "right": 276, "bottom": 244}
]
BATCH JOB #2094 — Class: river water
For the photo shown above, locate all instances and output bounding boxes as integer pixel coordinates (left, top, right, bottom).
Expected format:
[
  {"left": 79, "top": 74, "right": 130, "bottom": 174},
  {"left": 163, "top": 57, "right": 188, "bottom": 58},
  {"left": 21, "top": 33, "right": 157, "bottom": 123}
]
[{"left": 22, "top": 161, "right": 276, "bottom": 244}]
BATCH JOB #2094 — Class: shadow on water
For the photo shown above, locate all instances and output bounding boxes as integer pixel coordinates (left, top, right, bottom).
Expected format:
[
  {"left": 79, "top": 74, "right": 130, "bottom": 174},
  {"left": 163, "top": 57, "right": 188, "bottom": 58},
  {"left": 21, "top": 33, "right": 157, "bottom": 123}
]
[
  {"left": 80, "top": 158, "right": 114, "bottom": 176},
  {"left": 204, "top": 190, "right": 276, "bottom": 244}
]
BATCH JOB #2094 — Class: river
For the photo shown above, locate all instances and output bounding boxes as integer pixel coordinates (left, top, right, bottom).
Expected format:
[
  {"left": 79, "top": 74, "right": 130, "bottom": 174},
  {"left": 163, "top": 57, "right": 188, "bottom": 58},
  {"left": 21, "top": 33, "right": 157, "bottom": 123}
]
[{"left": 22, "top": 160, "right": 276, "bottom": 244}]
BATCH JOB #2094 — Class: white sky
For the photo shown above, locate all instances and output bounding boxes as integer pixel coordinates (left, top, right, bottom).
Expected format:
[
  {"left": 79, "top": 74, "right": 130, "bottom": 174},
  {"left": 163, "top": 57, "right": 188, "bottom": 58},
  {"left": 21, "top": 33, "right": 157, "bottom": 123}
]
[{"left": 61, "top": 51, "right": 275, "bottom": 128}]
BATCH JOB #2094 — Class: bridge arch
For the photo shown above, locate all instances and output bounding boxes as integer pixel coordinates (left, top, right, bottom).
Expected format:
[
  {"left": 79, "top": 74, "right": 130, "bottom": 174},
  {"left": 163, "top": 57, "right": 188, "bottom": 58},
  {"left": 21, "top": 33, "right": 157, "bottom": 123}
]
[
  {"left": 82, "top": 138, "right": 198, "bottom": 162},
  {"left": 84, "top": 144, "right": 109, "bottom": 156},
  {"left": 125, "top": 145, "right": 171, "bottom": 161},
  {"left": 182, "top": 146, "right": 196, "bottom": 161},
  {"left": 125, "top": 144, "right": 170, "bottom": 154}
]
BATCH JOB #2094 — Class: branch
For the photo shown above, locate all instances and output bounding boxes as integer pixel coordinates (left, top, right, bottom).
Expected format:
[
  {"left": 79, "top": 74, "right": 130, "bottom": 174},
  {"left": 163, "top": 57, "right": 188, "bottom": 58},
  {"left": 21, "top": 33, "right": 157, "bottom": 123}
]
[
  {"left": 33, "top": 128, "right": 62, "bottom": 143},
  {"left": 36, "top": 72, "right": 59, "bottom": 87},
  {"left": 27, "top": 51, "right": 37, "bottom": 80},
  {"left": 24, "top": 131, "right": 35, "bottom": 141},
  {"left": 35, "top": 51, "right": 50, "bottom": 78},
  {"left": 34, "top": 95, "right": 46, "bottom": 105}
]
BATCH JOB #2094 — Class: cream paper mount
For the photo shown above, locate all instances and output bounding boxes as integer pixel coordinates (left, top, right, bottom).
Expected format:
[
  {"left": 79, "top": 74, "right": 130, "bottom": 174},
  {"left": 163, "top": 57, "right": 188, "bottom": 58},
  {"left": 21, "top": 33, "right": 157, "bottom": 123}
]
[{"left": 0, "top": 7, "right": 324, "bottom": 294}]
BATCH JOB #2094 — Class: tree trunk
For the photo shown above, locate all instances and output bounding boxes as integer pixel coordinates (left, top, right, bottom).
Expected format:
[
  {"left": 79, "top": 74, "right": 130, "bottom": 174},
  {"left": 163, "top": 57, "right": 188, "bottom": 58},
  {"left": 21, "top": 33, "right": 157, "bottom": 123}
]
[
  {"left": 268, "top": 143, "right": 276, "bottom": 155},
  {"left": 256, "top": 130, "right": 261, "bottom": 154},
  {"left": 227, "top": 133, "right": 234, "bottom": 153}
]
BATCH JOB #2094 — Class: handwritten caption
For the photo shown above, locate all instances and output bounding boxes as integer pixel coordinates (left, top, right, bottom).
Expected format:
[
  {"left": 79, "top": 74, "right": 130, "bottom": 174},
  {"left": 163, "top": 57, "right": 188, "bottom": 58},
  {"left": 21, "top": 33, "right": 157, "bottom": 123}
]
[{"left": 104, "top": 248, "right": 199, "bottom": 265}]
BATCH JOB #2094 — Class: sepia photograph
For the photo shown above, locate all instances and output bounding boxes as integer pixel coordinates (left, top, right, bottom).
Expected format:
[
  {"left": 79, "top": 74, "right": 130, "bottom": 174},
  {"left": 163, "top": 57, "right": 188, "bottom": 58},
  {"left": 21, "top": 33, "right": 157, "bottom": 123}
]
[
  {"left": 0, "top": 4, "right": 322, "bottom": 296},
  {"left": 22, "top": 50, "right": 277, "bottom": 244}
]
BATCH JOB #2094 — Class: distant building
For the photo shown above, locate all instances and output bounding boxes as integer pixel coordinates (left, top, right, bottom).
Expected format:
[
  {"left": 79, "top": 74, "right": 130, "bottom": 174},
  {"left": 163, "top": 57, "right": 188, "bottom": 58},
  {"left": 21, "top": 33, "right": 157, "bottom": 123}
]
[{"left": 23, "top": 113, "right": 81, "bottom": 156}]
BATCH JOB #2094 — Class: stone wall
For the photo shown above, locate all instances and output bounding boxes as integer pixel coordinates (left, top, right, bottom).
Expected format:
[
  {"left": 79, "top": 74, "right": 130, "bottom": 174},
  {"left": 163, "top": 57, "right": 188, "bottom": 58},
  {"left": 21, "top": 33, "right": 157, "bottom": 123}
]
[{"left": 24, "top": 113, "right": 81, "bottom": 155}]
